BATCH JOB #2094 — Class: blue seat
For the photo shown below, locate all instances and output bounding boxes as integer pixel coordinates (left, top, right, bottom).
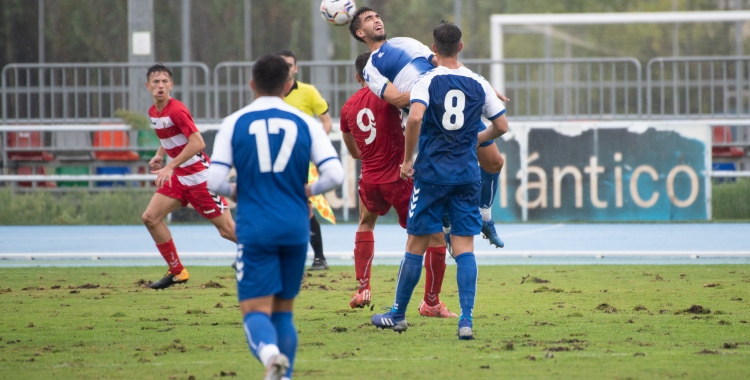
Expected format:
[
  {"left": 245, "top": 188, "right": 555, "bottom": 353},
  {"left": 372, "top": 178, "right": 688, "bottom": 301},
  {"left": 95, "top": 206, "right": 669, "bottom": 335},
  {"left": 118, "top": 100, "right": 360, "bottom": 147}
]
[{"left": 95, "top": 166, "right": 135, "bottom": 187}]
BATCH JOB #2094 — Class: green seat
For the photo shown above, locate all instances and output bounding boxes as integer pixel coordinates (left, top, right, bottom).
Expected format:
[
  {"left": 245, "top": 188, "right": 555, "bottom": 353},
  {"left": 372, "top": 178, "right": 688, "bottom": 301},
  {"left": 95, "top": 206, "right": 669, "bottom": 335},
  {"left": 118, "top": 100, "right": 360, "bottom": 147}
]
[
  {"left": 137, "top": 130, "right": 160, "bottom": 160},
  {"left": 55, "top": 166, "right": 89, "bottom": 187}
]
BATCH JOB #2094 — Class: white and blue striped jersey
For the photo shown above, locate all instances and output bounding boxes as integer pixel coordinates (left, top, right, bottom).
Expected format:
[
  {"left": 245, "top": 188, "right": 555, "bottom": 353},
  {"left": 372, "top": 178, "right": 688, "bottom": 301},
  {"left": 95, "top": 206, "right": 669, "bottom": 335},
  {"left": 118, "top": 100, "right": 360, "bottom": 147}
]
[
  {"left": 363, "top": 37, "right": 435, "bottom": 98},
  {"left": 211, "top": 97, "right": 338, "bottom": 245},
  {"left": 410, "top": 66, "right": 506, "bottom": 185}
]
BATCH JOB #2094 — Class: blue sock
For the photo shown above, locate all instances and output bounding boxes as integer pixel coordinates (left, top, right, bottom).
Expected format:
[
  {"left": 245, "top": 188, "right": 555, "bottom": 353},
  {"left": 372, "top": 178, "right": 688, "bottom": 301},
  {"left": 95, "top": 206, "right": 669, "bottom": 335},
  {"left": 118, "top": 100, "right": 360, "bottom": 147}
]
[
  {"left": 455, "top": 253, "right": 477, "bottom": 321},
  {"left": 480, "top": 168, "right": 500, "bottom": 210},
  {"left": 243, "top": 312, "right": 278, "bottom": 364},
  {"left": 271, "top": 312, "right": 297, "bottom": 379},
  {"left": 391, "top": 252, "right": 423, "bottom": 320}
]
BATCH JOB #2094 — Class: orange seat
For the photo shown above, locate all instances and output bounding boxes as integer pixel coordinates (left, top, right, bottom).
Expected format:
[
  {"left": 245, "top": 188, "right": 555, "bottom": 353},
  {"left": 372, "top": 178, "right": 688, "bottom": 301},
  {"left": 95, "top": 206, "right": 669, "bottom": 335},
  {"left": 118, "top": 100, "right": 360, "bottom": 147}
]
[
  {"left": 6, "top": 131, "right": 55, "bottom": 161},
  {"left": 93, "top": 131, "right": 140, "bottom": 161}
]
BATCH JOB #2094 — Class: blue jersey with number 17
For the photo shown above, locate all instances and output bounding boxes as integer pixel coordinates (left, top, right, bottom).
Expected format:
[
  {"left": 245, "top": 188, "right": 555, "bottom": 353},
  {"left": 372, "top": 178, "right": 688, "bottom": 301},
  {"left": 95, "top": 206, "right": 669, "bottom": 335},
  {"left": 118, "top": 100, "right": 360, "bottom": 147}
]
[
  {"left": 410, "top": 66, "right": 506, "bottom": 185},
  {"left": 211, "top": 96, "right": 338, "bottom": 245}
]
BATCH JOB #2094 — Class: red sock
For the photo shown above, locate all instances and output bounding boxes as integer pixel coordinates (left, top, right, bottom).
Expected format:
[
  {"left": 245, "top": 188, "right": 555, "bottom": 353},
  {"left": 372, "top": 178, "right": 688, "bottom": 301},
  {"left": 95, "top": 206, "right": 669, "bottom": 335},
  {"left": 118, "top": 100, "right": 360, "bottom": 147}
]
[
  {"left": 354, "top": 231, "right": 375, "bottom": 292},
  {"left": 424, "top": 246, "right": 447, "bottom": 306},
  {"left": 156, "top": 239, "right": 184, "bottom": 275}
]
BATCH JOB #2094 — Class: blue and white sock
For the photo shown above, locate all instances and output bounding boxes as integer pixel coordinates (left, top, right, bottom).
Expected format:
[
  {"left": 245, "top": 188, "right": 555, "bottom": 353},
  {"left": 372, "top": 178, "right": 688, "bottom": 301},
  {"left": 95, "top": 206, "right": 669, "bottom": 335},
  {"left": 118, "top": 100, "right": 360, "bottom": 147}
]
[
  {"left": 480, "top": 168, "right": 500, "bottom": 221},
  {"left": 391, "top": 252, "right": 423, "bottom": 320},
  {"left": 243, "top": 312, "right": 279, "bottom": 367},
  {"left": 455, "top": 253, "right": 477, "bottom": 321},
  {"left": 271, "top": 312, "right": 297, "bottom": 379}
]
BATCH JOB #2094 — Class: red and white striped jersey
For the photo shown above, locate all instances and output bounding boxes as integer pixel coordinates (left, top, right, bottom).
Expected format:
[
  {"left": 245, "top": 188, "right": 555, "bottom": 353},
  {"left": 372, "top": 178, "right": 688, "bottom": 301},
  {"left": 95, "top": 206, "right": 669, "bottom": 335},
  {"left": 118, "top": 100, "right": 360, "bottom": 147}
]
[{"left": 148, "top": 99, "right": 210, "bottom": 187}]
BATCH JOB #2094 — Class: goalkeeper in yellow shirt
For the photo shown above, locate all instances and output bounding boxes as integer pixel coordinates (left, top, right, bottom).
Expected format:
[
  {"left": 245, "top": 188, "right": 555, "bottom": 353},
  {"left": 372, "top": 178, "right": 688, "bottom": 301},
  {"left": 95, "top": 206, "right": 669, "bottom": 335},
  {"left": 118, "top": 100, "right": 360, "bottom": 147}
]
[{"left": 278, "top": 50, "right": 335, "bottom": 270}]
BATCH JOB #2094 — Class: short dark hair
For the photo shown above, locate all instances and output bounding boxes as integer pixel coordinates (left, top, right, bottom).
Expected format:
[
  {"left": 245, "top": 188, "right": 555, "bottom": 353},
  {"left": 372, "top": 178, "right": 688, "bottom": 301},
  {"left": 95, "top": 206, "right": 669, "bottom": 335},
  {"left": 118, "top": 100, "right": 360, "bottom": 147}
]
[
  {"left": 146, "top": 63, "right": 172, "bottom": 81},
  {"left": 349, "top": 6, "right": 375, "bottom": 43},
  {"left": 252, "top": 54, "right": 290, "bottom": 95},
  {"left": 433, "top": 21, "right": 462, "bottom": 57},
  {"left": 277, "top": 49, "right": 296, "bottom": 64},
  {"left": 355, "top": 52, "right": 371, "bottom": 80}
]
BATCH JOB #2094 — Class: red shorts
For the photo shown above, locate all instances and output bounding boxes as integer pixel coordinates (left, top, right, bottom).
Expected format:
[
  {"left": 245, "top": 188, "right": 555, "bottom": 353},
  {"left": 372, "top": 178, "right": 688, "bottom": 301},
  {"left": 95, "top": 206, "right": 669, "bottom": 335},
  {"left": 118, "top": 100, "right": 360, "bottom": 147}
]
[
  {"left": 358, "top": 178, "right": 413, "bottom": 228},
  {"left": 156, "top": 175, "right": 228, "bottom": 220}
]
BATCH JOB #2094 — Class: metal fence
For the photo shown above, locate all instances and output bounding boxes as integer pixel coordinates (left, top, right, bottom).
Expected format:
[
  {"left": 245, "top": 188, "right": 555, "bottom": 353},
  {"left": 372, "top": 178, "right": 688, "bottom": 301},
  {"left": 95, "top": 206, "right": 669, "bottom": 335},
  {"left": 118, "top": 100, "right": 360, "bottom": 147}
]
[
  {"left": 1, "top": 62, "right": 212, "bottom": 124},
  {"left": 5, "top": 56, "right": 750, "bottom": 124}
]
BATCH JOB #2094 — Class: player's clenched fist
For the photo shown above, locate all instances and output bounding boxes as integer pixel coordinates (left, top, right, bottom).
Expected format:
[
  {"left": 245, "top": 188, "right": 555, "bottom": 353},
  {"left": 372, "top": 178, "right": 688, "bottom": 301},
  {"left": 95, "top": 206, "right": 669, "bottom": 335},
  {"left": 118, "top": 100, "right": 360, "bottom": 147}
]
[{"left": 400, "top": 160, "right": 414, "bottom": 180}]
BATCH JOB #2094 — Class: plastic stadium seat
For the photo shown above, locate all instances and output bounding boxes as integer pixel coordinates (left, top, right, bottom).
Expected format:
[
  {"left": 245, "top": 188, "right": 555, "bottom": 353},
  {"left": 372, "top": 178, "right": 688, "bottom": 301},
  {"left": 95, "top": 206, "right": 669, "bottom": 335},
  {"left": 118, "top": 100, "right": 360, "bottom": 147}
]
[
  {"left": 17, "top": 166, "right": 56, "bottom": 188},
  {"left": 6, "top": 132, "right": 55, "bottom": 161},
  {"left": 712, "top": 126, "right": 745, "bottom": 157},
  {"left": 93, "top": 131, "right": 140, "bottom": 161},
  {"left": 95, "top": 166, "right": 135, "bottom": 187},
  {"left": 52, "top": 131, "right": 93, "bottom": 161},
  {"left": 55, "top": 166, "right": 90, "bottom": 187}
]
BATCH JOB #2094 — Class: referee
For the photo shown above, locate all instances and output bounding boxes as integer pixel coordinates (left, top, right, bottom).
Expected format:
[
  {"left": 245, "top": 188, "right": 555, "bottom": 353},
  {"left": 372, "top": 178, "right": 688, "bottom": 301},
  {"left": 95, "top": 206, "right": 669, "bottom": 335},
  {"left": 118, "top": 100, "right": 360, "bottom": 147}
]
[{"left": 278, "top": 49, "right": 333, "bottom": 271}]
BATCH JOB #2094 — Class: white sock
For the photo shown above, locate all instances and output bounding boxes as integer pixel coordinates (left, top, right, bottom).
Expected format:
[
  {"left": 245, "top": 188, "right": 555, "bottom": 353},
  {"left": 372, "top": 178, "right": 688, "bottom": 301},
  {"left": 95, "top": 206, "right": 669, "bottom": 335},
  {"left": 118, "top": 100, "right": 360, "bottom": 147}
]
[
  {"left": 258, "top": 344, "right": 280, "bottom": 367},
  {"left": 480, "top": 208, "right": 492, "bottom": 222}
]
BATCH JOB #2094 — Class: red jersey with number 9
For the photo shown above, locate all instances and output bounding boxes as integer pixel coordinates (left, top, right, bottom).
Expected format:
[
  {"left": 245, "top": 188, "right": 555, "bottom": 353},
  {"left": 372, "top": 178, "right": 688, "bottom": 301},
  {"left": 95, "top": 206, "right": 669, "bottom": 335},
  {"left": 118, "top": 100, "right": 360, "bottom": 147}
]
[{"left": 340, "top": 87, "right": 404, "bottom": 184}]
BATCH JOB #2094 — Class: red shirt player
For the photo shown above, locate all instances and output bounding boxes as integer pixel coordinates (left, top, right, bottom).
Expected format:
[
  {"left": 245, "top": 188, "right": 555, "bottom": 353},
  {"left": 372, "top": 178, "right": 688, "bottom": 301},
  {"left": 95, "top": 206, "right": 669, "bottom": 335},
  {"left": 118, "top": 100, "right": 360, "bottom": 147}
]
[
  {"left": 340, "top": 52, "right": 456, "bottom": 318},
  {"left": 142, "top": 64, "right": 236, "bottom": 290}
]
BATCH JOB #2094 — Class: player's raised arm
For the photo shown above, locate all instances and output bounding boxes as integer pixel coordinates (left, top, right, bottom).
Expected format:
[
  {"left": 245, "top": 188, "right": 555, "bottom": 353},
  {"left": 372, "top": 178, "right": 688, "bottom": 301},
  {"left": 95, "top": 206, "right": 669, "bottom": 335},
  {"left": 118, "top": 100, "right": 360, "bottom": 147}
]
[
  {"left": 401, "top": 102, "right": 425, "bottom": 180},
  {"left": 382, "top": 83, "right": 411, "bottom": 109},
  {"left": 478, "top": 115, "right": 509, "bottom": 146}
]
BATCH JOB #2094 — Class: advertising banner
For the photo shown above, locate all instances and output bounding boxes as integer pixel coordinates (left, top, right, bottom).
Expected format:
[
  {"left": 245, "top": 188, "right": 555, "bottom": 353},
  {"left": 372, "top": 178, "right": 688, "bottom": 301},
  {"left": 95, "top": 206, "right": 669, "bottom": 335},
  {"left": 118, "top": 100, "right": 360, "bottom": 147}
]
[{"left": 492, "top": 124, "right": 711, "bottom": 221}]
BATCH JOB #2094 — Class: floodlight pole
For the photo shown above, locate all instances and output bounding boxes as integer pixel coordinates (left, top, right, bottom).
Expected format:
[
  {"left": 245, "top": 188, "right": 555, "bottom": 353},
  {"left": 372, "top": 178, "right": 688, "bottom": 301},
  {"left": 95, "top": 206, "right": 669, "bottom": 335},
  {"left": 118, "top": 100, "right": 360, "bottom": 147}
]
[
  {"left": 182, "top": 0, "right": 191, "bottom": 109},
  {"left": 244, "top": 0, "right": 252, "bottom": 61},
  {"left": 127, "top": 0, "right": 154, "bottom": 113},
  {"left": 38, "top": 0, "right": 44, "bottom": 63}
]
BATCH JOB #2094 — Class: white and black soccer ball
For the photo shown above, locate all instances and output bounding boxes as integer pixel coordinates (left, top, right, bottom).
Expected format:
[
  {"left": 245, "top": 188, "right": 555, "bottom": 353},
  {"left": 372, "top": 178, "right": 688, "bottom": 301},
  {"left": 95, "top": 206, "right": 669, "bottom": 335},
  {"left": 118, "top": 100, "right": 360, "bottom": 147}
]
[{"left": 320, "top": 0, "right": 356, "bottom": 26}]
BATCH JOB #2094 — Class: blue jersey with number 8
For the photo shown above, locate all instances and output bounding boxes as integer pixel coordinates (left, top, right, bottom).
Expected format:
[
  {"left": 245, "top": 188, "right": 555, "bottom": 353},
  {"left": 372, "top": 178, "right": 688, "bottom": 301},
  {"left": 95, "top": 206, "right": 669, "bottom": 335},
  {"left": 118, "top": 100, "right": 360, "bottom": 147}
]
[{"left": 410, "top": 66, "right": 506, "bottom": 185}]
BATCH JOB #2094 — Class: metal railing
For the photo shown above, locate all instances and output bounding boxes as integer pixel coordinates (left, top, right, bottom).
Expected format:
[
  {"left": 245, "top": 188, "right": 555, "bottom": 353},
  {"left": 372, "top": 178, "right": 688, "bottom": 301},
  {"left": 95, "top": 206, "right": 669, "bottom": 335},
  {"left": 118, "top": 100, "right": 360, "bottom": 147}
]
[
  {"left": 1, "top": 62, "right": 212, "bottom": 124},
  {"left": 4, "top": 56, "right": 750, "bottom": 124},
  {"left": 647, "top": 56, "right": 750, "bottom": 119},
  {"left": 467, "top": 58, "right": 642, "bottom": 120}
]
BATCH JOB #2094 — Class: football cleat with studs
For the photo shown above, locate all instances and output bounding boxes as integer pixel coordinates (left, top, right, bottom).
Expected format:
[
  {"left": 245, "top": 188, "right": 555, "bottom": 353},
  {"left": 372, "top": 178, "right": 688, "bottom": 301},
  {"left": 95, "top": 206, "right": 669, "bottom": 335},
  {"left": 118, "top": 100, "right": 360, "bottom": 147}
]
[
  {"left": 349, "top": 289, "right": 371, "bottom": 309},
  {"left": 418, "top": 300, "right": 458, "bottom": 318},
  {"left": 263, "top": 353, "right": 290, "bottom": 380},
  {"left": 371, "top": 312, "right": 408, "bottom": 333},
  {"left": 149, "top": 269, "right": 189, "bottom": 290},
  {"left": 480, "top": 219, "right": 505, "bottom": 248}
]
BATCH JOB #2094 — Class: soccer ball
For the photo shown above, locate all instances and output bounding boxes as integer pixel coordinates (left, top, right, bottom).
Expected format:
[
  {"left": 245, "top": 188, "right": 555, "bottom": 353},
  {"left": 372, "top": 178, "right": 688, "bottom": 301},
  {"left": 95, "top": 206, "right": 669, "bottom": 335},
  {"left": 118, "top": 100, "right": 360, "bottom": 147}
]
[{"left": 320, "top": 0, "right": 356, "bottom": 26}]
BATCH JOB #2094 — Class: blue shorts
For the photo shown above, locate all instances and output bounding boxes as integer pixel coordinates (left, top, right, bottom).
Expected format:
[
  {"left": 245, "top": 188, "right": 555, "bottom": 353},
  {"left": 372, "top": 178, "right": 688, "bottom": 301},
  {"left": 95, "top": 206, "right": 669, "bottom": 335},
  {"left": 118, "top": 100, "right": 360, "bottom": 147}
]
[
  {"left": 406, "top": 179, "right": 482, "bottom": 236},
  {"left": 235, "top": 243, "right": 307, "bottom": 301}
]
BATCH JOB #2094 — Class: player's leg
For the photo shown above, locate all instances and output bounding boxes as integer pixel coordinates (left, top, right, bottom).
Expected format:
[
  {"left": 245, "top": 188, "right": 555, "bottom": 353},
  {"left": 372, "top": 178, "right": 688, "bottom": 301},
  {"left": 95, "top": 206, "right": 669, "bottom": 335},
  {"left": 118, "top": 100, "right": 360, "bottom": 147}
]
[
  {"left": 382, "top": 177, "right": 454, "bottom": 316},
  {"left": 447, "top": 181, "right": 483, "bottom": 340},
  {"left": 477, "top": 143, "right": 505, "bottom": 248},
  {"left": 351, "top": 196, "right": 379, "bottom": 308},
  {"left": 308, "top": 203, "right": 328, "bottom": 270},
  {"left": 270, "top": 243, "right": 308, "bottom": 380},
  {"left": 237, "top": 244, "right": 289, "bottom": 379},
  {"left": 419, "top": 232, "right": 458, "bottom": 318},
  {"left": 372, "top": 180, "right": 445, "bottom": 332},
  {"left": 142, "top": 186, "right": 188, "bottom": 289}
]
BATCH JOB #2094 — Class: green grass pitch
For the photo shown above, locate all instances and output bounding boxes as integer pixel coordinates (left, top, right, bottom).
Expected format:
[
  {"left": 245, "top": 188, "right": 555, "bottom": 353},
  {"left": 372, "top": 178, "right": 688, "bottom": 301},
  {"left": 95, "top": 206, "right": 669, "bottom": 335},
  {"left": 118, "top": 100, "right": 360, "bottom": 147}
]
[{"left": 0, "top": 265, "right": 748, "bottom": 379}]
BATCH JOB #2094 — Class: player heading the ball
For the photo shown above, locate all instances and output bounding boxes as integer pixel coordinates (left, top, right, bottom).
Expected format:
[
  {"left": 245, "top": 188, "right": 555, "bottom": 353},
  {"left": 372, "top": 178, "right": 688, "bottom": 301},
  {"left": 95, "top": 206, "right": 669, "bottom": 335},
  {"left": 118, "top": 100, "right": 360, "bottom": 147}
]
[
  {"left": 371, "top": 21, "right": 509, "bottom": 340},
  {"left": 349, "top": 6, "right": 508, "bottom": 251},
  {"left": 208, "top": 54, "right": 344, "bottom": 380}
]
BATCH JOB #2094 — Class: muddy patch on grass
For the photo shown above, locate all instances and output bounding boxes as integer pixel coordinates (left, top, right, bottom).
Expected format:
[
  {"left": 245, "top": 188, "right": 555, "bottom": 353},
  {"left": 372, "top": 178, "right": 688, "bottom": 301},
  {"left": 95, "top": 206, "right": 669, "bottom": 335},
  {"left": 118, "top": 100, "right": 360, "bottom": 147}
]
[
  {"left": 595, "top": 303, "right": 617, "bottom": 313},
  {"left": 76, "top": 283, "right": 100, "bottom": 289},
  {"left": 696, "top": 349, "right": 719, "bottom": 355},
  {"left": 634, "top": 305, "right": 649, "bottom": 311},
  {"left": 533, "top": 286, "right": 563, "bottom": 293},
  {"left": 678, "top": 305, "right": 711, "bottom": 315},
  {"left": 703, "top": 283, "right": 720, "bottom": 288},
  {"left": 201, "top": 281, "right": 225, "bottom": 289},
  {"left": 521, "top": 275, "right": 549, "bottom": 284},
  {"left": 134, "top": 279, "right": 152, "bottom": 288}
]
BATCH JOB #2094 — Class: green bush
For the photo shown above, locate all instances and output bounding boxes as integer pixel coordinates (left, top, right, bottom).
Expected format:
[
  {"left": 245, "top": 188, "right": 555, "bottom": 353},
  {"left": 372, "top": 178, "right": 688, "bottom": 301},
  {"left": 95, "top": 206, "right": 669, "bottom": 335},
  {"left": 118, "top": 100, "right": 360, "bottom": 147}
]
[
  {"left": 712, "top": 178, "right": 750, "bottom": 220},
  {"left": 0, "top": 189, "right": 153, "bottom": 225}
]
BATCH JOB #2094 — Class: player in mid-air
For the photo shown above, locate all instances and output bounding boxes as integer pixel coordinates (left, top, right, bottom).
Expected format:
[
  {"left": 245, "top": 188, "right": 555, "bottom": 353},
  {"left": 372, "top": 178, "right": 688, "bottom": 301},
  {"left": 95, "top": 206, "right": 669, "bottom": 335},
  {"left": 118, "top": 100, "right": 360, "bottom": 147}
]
[
  {"left": 349, "top": 6, "right": 508, "bottom": 250},
  {"left": 208, "top": 54, "right": 343, "bottom": 380},
  {"left": 372, "top": 22, "right": 509, "bottom": 339},
  {"left": 278, "top": 50, "right": 334, "bottom": 271},
  {"left": 340, "top": 51, "right": 455, "bottom": 317},
  {"left": 141, "top": 63, "right": 236, "bottom": 290}
]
